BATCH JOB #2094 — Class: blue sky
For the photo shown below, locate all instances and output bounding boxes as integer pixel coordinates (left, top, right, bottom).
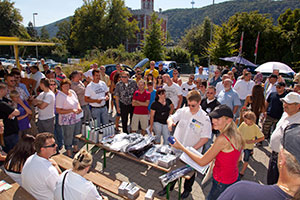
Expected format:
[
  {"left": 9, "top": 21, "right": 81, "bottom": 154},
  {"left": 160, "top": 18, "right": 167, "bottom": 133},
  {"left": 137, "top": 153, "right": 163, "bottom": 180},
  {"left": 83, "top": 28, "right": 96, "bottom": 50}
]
[{"left": 13, "top": 0, "right": 228, "bottom": 26}]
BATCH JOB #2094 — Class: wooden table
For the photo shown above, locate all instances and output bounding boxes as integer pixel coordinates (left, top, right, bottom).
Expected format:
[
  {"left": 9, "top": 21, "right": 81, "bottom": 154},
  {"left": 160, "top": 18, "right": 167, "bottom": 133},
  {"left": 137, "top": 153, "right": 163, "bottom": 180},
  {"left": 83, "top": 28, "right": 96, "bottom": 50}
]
[
  {"left": 0, "top": 169, "right": 35, "bottom": 200},
  {"left": 76, "top": 134, "right": 194, "bottom": 200}
]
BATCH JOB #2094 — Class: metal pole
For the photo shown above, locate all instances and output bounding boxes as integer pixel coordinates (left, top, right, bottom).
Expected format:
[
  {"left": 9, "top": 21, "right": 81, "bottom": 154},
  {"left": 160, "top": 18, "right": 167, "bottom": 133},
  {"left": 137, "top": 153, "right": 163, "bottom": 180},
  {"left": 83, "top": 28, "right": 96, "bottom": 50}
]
[
  {"left": 208, "top": 0, "right": 215, "bottom": 75},
  {"left": 33, "top": 13, "right": 38, "bottom": 59}
]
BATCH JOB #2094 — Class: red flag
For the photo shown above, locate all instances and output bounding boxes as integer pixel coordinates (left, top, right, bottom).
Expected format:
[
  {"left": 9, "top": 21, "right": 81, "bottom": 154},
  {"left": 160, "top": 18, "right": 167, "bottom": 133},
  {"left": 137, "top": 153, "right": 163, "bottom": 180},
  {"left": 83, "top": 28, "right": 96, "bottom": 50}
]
[
  {"left": 254, "top": 32, "right": 260, "bottom": 56},
  {"left": 239, "top": 32, "right": 244, "bottom": 55}
]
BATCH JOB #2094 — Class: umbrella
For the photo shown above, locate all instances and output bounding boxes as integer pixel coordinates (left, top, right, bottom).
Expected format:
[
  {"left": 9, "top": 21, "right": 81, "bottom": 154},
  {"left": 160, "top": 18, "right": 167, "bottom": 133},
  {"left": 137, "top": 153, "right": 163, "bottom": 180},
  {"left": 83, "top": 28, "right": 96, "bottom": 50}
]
[
  {"left": 255, "top": 62, "right": 295, "bottom": 74},
  {"left": 219, "top": 56, "right": 257, "bottom": 67}
]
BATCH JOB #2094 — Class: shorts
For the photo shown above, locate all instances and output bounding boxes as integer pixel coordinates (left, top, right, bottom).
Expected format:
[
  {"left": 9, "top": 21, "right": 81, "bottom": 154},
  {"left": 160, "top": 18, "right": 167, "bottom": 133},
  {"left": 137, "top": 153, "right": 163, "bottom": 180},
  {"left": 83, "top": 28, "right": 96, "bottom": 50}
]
[
  {"left": 243, "top": 149, "right": 253, "bottom": 162},
  {"left": 131, "top": 114, "right": 148, "bottom": 131}
]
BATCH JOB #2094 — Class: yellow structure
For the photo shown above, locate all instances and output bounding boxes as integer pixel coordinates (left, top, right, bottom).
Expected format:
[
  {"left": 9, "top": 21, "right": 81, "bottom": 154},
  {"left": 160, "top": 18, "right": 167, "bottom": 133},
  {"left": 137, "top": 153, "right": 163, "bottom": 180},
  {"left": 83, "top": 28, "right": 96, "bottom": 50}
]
[{"left": 0, "top": 36, "right": 55, "bottom": 69}]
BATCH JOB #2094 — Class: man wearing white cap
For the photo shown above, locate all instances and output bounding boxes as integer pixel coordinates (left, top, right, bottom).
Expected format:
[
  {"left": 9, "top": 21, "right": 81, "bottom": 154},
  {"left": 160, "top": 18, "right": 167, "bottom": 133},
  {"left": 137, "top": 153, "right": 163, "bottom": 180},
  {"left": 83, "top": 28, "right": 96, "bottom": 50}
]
[{"left": 268, "top": 92, "right": 300, "bottom": 185}]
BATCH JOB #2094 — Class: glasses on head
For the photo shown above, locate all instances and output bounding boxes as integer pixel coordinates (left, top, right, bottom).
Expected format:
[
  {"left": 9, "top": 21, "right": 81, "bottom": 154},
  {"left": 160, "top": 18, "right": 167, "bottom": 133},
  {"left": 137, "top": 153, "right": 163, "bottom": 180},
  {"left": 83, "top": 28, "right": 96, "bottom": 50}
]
[{"left": 43, "top": 143, "right": 56, "bottom": 148}]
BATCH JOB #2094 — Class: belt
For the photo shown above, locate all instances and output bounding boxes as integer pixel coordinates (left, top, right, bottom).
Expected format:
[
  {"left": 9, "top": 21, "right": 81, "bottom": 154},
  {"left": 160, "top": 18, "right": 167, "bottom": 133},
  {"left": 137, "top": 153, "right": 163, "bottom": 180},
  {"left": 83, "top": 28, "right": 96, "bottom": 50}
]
[
  {"left": 90, "top": 105, "right": 106, "bottom": 109},
  {"left": 271, "top": 151, "right": 278, "bottom": 156}
]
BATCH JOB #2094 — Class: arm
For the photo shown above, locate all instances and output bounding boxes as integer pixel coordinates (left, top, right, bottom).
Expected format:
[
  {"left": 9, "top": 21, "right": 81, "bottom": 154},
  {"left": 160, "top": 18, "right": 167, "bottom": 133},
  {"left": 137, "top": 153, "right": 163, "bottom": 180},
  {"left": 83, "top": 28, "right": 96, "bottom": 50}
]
[
  {"left": 8, "top": 109, "right": 20, "bottom": 119},
  {"left": 232, "top": 105, "right": 239, "bottom": 114},
  {"left": 167, "top": 116, "right": 176, "bottom": 132},
  {"left": 84, "top": 96, "right": 102, "bottom": 104},
  {"left": 193, "top": 138, "right": 209, "bottom": 150},
  {"left": 149, "top": 109, "right": 155, "bottom": 133},
  {"left": 115, "top": 96, "right": 120, "bottom": 114},
  {"left": 243, "top": 96, "right": 250, "bottom": 107},
  {"left": 37, "top": 102, "right": 49, "bottom": 110},
  {"left": 17, "top": 113, "right": 29, "bottom": 121},
  {"left": 176, "top": 95, "right": 183, "bottom": 110},
  {"left": 132, "top": 99, "right": 149, "bottom": 107},
  {"left": 169, "top": 103, "right": 174, "bottom": 115},
  {"left": 171, "top": 136, "right": 226, "bottom": 166},
  {"left": 16, "top": 99, "right": 32, "bottom": 115},
  {"left": 246, "top": 136, "right": 265, "bottom": 144}
]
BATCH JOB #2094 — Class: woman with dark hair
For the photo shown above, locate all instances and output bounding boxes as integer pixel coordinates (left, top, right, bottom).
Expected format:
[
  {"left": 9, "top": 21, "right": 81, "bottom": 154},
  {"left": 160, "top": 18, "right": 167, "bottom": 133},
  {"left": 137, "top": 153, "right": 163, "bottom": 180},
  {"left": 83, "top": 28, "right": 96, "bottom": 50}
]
[
  {"left": 149, "top": 88, "right": 174, "bottom": 144},
  {"left": 156, "top": 75, "right": 163, "bottom": 89},
  {"left": 4, "top": 134, "right": 35, "bottom": 185},
  {"left": 244, "top": 85, "right": 265, "bottom": 124}
]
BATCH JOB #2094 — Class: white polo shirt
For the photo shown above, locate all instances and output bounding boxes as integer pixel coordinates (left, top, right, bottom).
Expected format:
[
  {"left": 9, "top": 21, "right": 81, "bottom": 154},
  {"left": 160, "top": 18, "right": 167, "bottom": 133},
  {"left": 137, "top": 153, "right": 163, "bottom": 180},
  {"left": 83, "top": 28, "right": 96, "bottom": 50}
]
[
  {"left": 270, "top": 111, "right": 300, "bottom": 153},
  {"left": 216, "top": 81, "right": 224, "bottom": 96},
  {"left": 54, "top": 170, "right": 102, "bottom": 200},
  {"left": 163, "top": 83, "right": 182, "bottom": 108},
  {"left": 22, "top": 153, "right": 59, "bottom": 200},
  {"left": 233, "top": 79, "right": 255, "bottom": 100},
  {"left": 171, "top": 107, "right": 212, "bottom": 152},
  {"left": 85, "top": 81, "right": 108, "bottom": 107},
  {"left": 36, "top": 90, "right": 55, "bottom": 120}
]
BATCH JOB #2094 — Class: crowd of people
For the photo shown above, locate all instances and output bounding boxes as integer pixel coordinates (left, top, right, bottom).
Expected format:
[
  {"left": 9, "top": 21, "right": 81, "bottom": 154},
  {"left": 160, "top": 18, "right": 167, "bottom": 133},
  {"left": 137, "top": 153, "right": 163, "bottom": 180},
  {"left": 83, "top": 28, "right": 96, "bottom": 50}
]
[{"left": 0, "top": 59, "right": 300, "bottom": 200}]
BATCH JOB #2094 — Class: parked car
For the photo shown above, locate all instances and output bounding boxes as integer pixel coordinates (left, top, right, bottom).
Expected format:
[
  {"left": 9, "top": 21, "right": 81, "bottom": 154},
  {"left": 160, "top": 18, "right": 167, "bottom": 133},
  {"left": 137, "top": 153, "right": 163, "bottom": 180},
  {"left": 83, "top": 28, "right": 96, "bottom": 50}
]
[
  {"left": 104, "top": 64, "right": 135, "bottom": 77},
  {"left": 155, "top": 61, "right": 179, "bottom": 77}
]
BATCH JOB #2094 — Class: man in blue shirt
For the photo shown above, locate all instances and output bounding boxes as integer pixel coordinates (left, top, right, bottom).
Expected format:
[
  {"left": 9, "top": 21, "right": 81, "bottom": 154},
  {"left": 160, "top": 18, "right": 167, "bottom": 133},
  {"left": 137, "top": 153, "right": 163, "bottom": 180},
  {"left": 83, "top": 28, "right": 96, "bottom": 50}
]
[
  {"left": 217, "top": 79, "right": 241, "bottom": 115},
  {"left": 147, "top": 81, "right": 156, "bottom": 111}
]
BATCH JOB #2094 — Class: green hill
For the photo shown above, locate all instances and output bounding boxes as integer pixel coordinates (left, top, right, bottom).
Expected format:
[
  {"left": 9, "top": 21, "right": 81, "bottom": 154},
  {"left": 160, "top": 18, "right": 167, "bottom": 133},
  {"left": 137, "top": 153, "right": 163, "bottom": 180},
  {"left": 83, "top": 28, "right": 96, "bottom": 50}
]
[
  {"left": 36, "top": 16, "right": 71, "bottom": 38},
  {"left": 38, "top": 0, "right": 300, "bottom": 42}
]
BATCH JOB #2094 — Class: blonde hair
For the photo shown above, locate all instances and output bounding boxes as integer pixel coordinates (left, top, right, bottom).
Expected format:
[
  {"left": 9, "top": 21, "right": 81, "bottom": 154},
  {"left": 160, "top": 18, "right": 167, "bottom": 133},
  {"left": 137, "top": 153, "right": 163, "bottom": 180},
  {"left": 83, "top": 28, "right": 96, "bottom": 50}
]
[
  {"left": 222, "top": 119, "right": 245, "bottom": 150},
  {"left": 9, "top": 90, "right": 20, "bottom": 99},
  {"left": 243, "top": 111, "right": 256, "bottom": 122},
  {"left": 72, "top": 149, "right": 93, "bottom": 171}
]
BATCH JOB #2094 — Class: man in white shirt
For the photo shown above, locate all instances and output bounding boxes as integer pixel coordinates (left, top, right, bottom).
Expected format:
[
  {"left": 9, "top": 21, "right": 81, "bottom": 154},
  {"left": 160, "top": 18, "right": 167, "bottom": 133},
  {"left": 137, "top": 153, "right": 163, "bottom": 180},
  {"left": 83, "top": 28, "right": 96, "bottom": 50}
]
[
  {"left": 85, "top": 69, "right": 109, "bottom": 127},
  {"left": 163, "top": 74, "right": 182, "bottom": 111},
  {"left": 194, "top": 66, "right": 208, "bottom": 81},
  {"left": 22, "top": 133, "right": 61, "bottom": 200},
  {"left": 268, "top": 92, "right": 300, "bottom": 185},
  {"left": 181, "top": 74, "right": 196, "bottom": 107},
  {"left": 264, "top": 74, "right": 278, "bottom": 99},
  {"left": 233, "top": 72, "right": 255, "bottom": 116},
  {"left": 165, "top": 90, "right": 211, "bottom": 198},
  {"left": 30, "top": 65, "right": 45, "bottom": 94},
  {"left": 215, "top": 74, "right": 230, "bottom": 96},
  {"left": 33, "top": 78, "right": 55, "bottom": 134},
  {"left": 83, "top": 63, "right": 98, "bottom": 82}
]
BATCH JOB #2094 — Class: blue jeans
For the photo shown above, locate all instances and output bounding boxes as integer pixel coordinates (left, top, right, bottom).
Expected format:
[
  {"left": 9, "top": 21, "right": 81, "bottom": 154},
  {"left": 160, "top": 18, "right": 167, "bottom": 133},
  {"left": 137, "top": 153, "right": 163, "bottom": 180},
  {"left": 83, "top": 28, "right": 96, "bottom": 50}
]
[
  {"left": 91, "top": 106, "right": 109, "bottom": 127},
  {"left": 153, "top": 122, "right": 170, "bottom": 145},
  {"left": 54, "top": 114, "right": 63, "bottom": 149},
  {"left": 243, "top": 149, "right": 253, "bottom": 162},
  {"left": 81, "top": 105, "right": 91, "bottom": 123},
  {"left": 61, "top": 122, "right": 80, "bottom": 150},
  {"left": 3, "top": 134, "right": 19, "bottom": 153},
  {"left": 207, "top": 177, "right": 240, "bottom": 200}
]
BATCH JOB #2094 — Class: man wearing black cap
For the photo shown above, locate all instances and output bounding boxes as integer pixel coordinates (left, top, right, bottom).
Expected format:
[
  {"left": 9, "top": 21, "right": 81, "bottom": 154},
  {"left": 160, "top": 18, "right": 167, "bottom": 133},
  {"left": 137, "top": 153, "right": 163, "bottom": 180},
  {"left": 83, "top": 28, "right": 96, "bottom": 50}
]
[
  {"left": 262, "top": 82, "right": 288, "bottom": 143},
  {"left": 268, "top": 92, "right": 300, "bottom": 185},
  {"left": 218, "top": 123, "right": 300, "bottom": 200}
]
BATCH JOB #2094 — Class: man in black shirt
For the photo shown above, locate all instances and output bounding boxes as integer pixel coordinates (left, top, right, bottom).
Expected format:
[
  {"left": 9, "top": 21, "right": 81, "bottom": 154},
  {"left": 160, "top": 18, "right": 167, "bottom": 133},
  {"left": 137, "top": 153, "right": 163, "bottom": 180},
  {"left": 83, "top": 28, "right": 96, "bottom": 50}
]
[
  {"left": 262, "top": 82, "right": 288, "bottom": 141},
  {"left": 158, "top": 63, "right": 166, "bottom": 75},
  {"left": 0, "top": 83, "right": 20, "bottom": 153},
  {"left": 200, "top": 86, "right": 220, "bottom": 153}
]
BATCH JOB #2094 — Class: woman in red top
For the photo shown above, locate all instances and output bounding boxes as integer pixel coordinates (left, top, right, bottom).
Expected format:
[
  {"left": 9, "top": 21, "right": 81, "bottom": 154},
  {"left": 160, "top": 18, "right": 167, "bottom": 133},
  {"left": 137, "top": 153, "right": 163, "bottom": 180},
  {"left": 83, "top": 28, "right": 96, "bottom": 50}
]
[{"left": 171, "top": 105, "right": 244, "bottom": 200}]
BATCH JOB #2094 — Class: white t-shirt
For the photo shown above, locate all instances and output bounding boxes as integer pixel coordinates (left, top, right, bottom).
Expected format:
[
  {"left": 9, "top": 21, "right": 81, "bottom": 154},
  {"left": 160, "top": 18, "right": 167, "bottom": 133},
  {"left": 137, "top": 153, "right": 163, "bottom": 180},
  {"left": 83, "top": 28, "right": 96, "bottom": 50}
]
[
  {"left": 266, "top": 83, "right": 277, "bottom": 99},
  {"left": 22, "top": 153, "right": 59, "bottom": 200},
  {"left": 194, "top": 73, "right": 208, "bottom": 81},
  {"left": 233, "top": 79, "right": 255, "bottom": 100},
  {"left": 30, "top": 71, "right": 45, "bottom": 93},
  {"left": 163, "top": 83, "right": 182, "bottom": 108},
  {"left": 181, "top": 82, "right": 196, "bottom": 97},
  {"left": 270, "top": 111, "right": 300, "bottom": 153},
  {"left": 85, "top": 81, "right": 108, "bottom": 107},
  {"left": 4, "top": 169, "right": 22, "bottom": 186},
  {"left": 216, "top": 81, "right": 224, "bottom": 96},
  {"left": 83, "top": 69, "right": 93, "bottom": 80},
  {"left": 171, "top": 107, "right": 212, "bottom": 152},
  {"left": 36, "top": 90, "right": 55, "bottom": 120},
  {"left": 54, "top": 170, "right": 102, "bottom": 200}
]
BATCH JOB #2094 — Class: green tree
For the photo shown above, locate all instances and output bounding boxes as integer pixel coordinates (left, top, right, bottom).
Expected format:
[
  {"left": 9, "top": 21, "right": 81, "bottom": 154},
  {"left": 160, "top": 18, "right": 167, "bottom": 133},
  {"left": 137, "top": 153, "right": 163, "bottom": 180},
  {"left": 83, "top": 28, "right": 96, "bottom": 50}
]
[
  {"left": 165, "top": 47, "right": 190, "bottom": 63},
  {"left": 40, "top": 27, "right": 50, "bottom": 40},
  {"left": 143, "top": 13, "right": 165, "bottom": 61},
  {"left": 56, "top": 18, "right": 72, "bottom": 42},
  {"left": 27, "top": 21, "right": 37, "bottom": 38},
  {"left": 104, "top": 0, "right": 138, "bottom": 49},
  {"left": 69, "top": 0, "right": 107, "bottom": 55},
  {"left": 179, "top": 17, "right": 213, "bottom": 66},
  {"left": 0, "top": 0, "right": 28, "bottom": 38}
]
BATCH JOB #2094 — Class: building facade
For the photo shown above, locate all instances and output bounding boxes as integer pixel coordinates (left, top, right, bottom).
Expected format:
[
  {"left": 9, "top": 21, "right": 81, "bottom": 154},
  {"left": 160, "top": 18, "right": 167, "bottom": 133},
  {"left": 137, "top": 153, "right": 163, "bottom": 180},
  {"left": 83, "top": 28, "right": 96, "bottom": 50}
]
[{"left": 127, "top": 0, "right": 168, "bottom": 52}]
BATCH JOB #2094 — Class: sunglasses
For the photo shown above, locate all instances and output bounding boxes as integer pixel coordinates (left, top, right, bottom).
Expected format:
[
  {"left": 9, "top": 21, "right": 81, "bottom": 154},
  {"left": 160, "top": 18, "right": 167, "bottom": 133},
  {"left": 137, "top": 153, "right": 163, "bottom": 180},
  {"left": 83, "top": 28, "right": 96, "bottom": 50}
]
[
  {"left": 121, "top": 76, "right": 128, "bottom": 78},
  {"left": 50, "top": 84, "right": 56, "bottom": 86},
  {"left": 43, "top": 143, "right": 56, "bottom": 148},
  {"left": 207, "top": 92, "right": 214, "bottom": 94}
]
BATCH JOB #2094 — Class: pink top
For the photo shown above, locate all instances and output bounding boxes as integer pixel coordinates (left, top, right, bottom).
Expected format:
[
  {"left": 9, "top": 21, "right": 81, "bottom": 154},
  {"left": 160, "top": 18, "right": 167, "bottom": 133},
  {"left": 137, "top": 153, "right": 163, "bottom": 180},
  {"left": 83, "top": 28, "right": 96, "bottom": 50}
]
[{"left": 213, "top": 135, "right": 241, "bottom": 184}]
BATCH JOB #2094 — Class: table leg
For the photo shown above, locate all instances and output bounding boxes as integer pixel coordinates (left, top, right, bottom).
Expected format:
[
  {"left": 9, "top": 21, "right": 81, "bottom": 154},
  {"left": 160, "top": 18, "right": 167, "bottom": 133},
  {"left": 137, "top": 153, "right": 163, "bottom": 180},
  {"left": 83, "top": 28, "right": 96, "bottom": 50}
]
[
  {"left": 178, "top": 177, "right": 182, "bottom": 200},
  {"left": 103, "top": 149, "right": 107, "bottom": 169},
  {"left": 166, "top": 183, "right": 170, "bottom": 200}
]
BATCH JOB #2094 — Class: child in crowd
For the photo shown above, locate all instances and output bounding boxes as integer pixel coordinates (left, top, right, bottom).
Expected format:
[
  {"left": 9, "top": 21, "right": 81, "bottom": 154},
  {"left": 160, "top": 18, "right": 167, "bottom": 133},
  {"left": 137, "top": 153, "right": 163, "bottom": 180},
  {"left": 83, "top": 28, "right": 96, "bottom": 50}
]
[
  {"left": 238, "top": 111, "right": 265, "bottom": 177},
  {"left": 10, "top": 90, "right": 32, "bottom": 135}
]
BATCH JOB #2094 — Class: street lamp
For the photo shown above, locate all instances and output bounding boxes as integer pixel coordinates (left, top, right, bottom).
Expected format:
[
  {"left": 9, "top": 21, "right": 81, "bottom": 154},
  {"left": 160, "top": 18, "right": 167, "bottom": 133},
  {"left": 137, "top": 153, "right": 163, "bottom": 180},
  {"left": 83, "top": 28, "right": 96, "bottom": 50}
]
[{"left": 33, "top": 13, "right": 38, "bottom": 59}]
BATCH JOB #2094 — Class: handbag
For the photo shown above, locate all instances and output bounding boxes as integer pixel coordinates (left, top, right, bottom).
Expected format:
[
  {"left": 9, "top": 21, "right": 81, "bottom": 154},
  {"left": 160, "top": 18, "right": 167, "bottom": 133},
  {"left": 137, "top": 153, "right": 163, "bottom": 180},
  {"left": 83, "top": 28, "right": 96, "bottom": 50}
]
[{"left": 62, "top": 171, "right": 69, "bottom": 200}]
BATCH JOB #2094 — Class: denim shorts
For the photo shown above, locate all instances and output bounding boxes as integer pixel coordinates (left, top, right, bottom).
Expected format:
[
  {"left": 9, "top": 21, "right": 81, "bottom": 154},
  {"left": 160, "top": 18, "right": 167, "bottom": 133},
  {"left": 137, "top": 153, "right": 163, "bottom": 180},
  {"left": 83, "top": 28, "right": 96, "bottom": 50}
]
[
  {"left": 243, "top": 149, "right": 253, "bottom": 162},
  {"left": 207, "top": 176, "right": 240, "bottom": 200}
]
